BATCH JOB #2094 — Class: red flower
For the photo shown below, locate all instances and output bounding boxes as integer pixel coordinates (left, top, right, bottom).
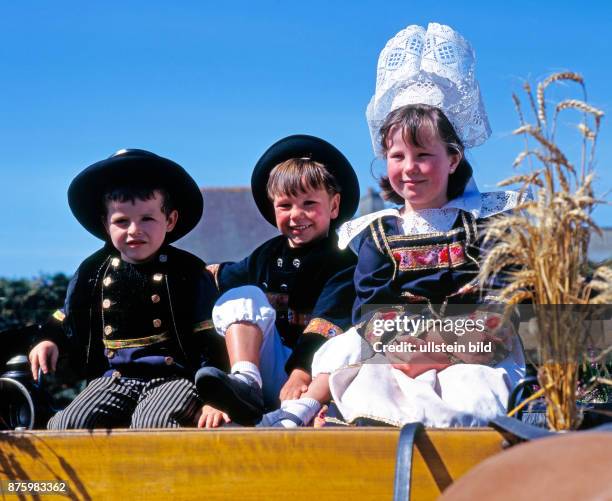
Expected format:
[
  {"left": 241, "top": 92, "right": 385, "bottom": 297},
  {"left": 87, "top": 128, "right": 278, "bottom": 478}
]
[
  {"left": 439, "top": 247, "right": 449, "bottom": 263},
  {"left": 382, "top": 311, "right": 398, "bottom": 321},
  {"left": 485, "top": 316, "right": 501, "bottom": 330},
  {"left": 415, "top": 250, "right": 436, "bottom": 265}
]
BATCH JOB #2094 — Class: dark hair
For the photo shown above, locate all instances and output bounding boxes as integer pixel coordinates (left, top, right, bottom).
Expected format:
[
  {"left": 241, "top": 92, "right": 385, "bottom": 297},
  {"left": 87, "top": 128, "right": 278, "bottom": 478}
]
[
  {"left": 377, "top": 104, "right": 473, "bottom": 205},
  {"left": 266, "top": 158, "right": 341, "bottom": 200},
  {"left": 102, "top": 186, "right": 175, "bottom": 217}
]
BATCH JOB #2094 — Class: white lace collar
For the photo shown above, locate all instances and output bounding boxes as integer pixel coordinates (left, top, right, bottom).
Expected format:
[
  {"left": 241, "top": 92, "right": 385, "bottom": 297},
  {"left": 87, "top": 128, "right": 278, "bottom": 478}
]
[{"left": 337, "top": 178, "right": 526, "bottom": 252}]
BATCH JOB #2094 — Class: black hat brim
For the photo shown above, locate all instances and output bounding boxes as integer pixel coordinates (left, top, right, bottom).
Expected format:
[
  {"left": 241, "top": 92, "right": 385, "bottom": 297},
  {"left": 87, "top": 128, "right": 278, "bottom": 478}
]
[
  {"left": 68, "top": 151, "right": 203, "bottom": 242},
  {"left": 251, "top": 135, "right": 360, "bottom": 226}
]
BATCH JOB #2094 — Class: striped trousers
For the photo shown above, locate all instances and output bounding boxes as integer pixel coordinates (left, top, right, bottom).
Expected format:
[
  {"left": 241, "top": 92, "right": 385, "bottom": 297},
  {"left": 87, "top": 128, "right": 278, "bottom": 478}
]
[{"left": 47, "top": 375, "right": 201, "bottom": 430}]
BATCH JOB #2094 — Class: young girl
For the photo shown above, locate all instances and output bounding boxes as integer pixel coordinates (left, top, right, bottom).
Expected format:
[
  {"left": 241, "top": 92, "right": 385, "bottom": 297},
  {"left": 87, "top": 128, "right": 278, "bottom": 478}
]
[{"left": 258, "top": 23, "right": 526, "bottom": 428}]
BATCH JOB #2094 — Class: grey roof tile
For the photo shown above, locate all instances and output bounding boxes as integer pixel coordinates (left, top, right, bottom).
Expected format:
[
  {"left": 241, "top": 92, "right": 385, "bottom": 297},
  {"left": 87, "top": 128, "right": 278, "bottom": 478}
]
[{"left": 175, "top": 187, "right": 279, "bottom": 263}]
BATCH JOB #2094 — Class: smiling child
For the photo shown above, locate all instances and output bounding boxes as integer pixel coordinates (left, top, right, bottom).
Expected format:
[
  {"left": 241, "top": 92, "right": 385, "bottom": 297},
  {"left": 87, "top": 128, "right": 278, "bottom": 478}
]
[{"left": 195, "top": 135, "right": 359, "bottom": 427}]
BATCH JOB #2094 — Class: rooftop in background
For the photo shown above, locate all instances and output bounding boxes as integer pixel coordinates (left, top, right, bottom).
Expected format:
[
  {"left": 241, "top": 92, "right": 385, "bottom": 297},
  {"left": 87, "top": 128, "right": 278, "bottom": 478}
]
[
  {"left": 589, "top": 227, "right": 612, "bottom": 263},
  {"left": 176, "top": 187, "right": 279, "bottom": 264}
]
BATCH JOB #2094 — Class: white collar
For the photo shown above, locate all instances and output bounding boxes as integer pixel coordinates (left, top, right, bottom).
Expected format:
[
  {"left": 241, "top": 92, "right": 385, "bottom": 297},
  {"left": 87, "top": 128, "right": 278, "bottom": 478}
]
[{"left": 337, "top": 178, "right": 527, "bottom": 252}]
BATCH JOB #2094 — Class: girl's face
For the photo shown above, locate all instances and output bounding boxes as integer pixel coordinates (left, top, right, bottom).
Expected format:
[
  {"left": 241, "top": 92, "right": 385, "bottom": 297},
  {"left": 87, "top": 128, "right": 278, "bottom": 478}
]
[{"left": 386, "top": 126, "right": 460, "bottom": 211}]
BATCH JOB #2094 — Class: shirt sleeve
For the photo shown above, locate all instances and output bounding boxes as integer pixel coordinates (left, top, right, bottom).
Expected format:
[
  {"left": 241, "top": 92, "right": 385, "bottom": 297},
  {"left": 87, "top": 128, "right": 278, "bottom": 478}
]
[
  {"left": 284, "top": 252, "right": 357, "bottom": 374},
  {"left": 190, "top": 265, "right": 229, "bottom": 372},
  {"left": 214, "top": 257, "right": 251, "bottom": 294},
  {"left": 31, "top": 268, "right": 79, "bottom": 352},
  {"left": 29, "top": 261, "right": 95, "bottom": 378}
]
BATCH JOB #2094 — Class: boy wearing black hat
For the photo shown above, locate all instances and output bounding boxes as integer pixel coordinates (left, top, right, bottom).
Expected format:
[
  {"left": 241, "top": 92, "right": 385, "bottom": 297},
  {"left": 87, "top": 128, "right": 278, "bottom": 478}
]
[
  {"left": 196, "top": 135, "right": 359, "bottom": 427},
  {"left": 28, "top": 149, "right": 226, "bottom": 429}
]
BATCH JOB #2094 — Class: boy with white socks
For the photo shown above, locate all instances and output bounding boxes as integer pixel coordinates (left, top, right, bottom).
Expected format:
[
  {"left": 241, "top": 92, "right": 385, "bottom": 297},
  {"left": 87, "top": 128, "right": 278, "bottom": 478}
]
[{"left": 195, "top": 135, "right": 359, "bottom": 427}]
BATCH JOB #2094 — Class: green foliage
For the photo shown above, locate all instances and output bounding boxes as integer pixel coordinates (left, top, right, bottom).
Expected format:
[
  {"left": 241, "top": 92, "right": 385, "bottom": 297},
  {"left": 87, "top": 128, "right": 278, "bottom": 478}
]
[
  {"left": 0, "top": 274, "right": 70, "bottom": 331},
  {"left": 0, "top": 274, "right": 81, "bottom": 409}
]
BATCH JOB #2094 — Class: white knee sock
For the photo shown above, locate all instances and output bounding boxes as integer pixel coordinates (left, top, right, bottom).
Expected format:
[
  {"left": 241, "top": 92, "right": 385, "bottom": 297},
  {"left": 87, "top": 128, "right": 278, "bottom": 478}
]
[
  {"left": 231, "top": 361, "right": 262, "bottom": 389},
  {"left": 279, "top": 398, "right": 321, "bottom": 427}
]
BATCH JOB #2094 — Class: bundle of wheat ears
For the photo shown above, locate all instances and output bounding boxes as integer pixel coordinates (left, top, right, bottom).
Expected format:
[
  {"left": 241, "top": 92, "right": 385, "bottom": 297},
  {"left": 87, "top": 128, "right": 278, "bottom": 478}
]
[{"left": 479, "top": 72, "right": 612, "bottom": 431}]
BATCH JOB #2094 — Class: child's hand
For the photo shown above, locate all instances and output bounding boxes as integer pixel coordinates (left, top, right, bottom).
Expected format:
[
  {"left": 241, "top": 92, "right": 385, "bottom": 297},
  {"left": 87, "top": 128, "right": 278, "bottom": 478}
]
[
  {"left": 28, "top": 340, "right": 59, "bottom": 381},
  {"left": 385, "top": 335, "right": 452, "bottom": 378},
  {"left": 196, "top": 404, "right": 231, "bottom": 428},
  {"left": 279, "top": 368, "right": 312, "bottom": 401}
]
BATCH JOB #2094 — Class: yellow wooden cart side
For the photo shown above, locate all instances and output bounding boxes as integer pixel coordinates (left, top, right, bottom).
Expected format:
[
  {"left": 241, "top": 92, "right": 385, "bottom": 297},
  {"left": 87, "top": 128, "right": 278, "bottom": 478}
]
[{"left": 0, "top": 427, "right": 504, "bottom": 500}]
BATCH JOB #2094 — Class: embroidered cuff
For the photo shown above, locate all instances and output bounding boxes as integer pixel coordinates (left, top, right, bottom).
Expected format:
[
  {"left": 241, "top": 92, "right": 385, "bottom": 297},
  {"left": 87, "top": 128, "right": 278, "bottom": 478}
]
[{"left": 304, "top": 318, "right": 343, "bottom": 339}]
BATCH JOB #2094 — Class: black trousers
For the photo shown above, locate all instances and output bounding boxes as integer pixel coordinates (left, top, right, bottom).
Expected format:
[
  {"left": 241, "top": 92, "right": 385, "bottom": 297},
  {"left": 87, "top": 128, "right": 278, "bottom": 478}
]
[{"left": 47, "top": 374, "right": 201, "bottom": 430}]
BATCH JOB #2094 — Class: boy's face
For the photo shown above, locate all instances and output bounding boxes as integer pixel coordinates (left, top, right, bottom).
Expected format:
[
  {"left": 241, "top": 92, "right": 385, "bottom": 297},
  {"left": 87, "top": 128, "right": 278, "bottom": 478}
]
[
  {"left": 104, "top": 191, "right": 178, "bottom": 264},
  {"left": 272, "top": 187, "right": 340, "bottom": 248}
]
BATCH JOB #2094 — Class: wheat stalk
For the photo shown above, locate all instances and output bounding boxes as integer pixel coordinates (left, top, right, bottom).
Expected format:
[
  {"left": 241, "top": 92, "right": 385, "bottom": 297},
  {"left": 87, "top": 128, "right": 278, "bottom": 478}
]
[{"left": 479, "top": 72, "right": 611, "bottom": 431}]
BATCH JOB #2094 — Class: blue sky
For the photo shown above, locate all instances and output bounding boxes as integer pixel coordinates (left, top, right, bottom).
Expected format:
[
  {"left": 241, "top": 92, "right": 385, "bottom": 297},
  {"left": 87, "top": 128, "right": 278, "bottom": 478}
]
[{"left": 0, "top": 1, "right": 610, "bottom": 277}]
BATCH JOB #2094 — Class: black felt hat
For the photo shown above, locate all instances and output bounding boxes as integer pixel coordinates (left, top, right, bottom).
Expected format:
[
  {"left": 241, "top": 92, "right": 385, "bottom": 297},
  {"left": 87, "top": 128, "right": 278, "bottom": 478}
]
[
  {"left": 251, "top": 135, "right": 360, "bottom": 226},
  {"left": 68, "top": 149, "right": 203, "bottom": 242}
]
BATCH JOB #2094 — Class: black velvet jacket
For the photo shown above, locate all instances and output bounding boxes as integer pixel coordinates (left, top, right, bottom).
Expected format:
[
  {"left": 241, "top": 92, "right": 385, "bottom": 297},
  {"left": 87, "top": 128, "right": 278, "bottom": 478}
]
[{"left": 35, "top": 244, "right": 227, "bottom": 381}]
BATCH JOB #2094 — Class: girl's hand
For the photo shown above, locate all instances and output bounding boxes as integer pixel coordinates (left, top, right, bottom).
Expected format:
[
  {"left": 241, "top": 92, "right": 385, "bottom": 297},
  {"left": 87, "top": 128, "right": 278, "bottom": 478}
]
[
  {"left": 279, "top": 368, "right": 312, "bottom": 401},
  {"left": 385, "top": 335, "right": 452, "bottom": 378},
  {"left": 28, "top": 340, "right": 59, "bottom": 380},
  {"left": 196, "top": 404, "right": 231, "bottom": 428}
]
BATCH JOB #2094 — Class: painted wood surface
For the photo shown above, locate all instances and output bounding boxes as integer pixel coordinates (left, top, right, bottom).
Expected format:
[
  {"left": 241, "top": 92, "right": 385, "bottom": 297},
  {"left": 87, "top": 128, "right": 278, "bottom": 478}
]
[{"left": 0, "top": 428, "right": 504, "bottom": 500}]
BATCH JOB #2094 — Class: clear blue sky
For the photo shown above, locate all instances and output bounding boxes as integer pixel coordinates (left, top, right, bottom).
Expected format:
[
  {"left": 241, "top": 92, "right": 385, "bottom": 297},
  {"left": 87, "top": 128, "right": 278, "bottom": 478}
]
[{"left": 1, "top": 1, "right": 610, "bottom": 277}]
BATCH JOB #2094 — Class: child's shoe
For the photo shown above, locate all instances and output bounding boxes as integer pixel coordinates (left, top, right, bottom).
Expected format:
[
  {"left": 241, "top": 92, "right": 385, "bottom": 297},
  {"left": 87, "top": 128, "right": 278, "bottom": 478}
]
[
  {"left": 195, "top": 367, "right": 264, "bottom": 425},
  {"left": 256, "top": 409, "right": 304, "bottom": 428}
]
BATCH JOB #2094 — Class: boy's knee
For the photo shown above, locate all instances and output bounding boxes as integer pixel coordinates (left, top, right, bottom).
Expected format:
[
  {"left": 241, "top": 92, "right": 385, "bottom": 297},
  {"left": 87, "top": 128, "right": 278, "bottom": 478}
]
[
  {"left": 212, "top": 286, "right": 276, "bottom": 337},
  {"left": 47, "top": 408, "right": 95, "bottom": 430},
  {"left": 129, "top": 410, "right": 156, "bottom": 429}
]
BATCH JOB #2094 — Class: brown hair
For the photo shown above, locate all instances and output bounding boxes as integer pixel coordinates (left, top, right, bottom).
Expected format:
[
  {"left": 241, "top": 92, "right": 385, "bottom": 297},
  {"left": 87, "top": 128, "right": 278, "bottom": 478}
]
[
  {"left": 266, "top": 158, "right": 341, "bottom": 200},
  {"left": 377, "top": 104, "right": 473, "bottom": 205}
]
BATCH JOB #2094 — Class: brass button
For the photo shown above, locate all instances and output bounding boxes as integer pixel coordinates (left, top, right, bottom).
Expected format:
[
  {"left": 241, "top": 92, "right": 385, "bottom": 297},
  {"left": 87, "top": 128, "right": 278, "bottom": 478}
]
[
  {"left": 153, "top": 273, "right": 163, "bottom": 282},
  {"left": 293, "top": 258, "right": 301, "bottom": 268},
  {"left": 111, "top": 258, "right": 120, "bottom": 267},
  {"left": 104, "top": 325, "right": 113, "bottom": 336},
  {"left": 151, "top": 294, "right": 161, "bottom": 304},
  {"left": 277, "top": 258, "right": 283, "bottom": 267},
  {"left": 102, "top": 299, "right": 111, "bottom": 309},
  {"left": 159, "top": 254, "right": 168, "bottom": 263},
  {"left": 106, "top": 349, "right": 116, "bottom": 359},
  {"left": 164, "top": 356, "right": 174, "bottom": 366},
  {"left": 153, "top": 319, "right": 162, "bottom": 328},
  {"left": 103, "top": 277, "right": 112, "bottom": 287}
]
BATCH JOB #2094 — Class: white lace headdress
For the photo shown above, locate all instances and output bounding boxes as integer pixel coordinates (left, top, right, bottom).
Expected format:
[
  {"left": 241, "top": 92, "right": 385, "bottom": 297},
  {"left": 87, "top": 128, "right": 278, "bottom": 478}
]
[{"left": 366, "top": 23, "right": 491, "bottom": 156}]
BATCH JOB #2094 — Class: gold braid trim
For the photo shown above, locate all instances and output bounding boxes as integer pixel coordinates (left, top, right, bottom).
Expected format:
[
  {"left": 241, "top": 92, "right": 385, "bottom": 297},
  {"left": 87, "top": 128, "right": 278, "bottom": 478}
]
[
  {"left": 103, "top": 331, "right": 171, "bottom": 349},
  {"left": 369, "top": 221, "right": 383, "bottom": 253},
  {"left": 52, "top": 310, "right": 66, "bottom": 322},
  {"left": 304, "top": 318, "right": 343, "bottom": 338},
  {"left": 193, "top": 320, "right": 214, "bottom": 333},
  {"left": 377, "top": 217, "right": 398, "bottom": 281}
]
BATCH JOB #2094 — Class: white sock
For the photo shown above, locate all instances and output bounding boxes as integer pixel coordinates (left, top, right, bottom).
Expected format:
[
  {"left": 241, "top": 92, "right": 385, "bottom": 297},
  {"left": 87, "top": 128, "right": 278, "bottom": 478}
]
[
  {"left": 280, "top": 398, "right": 321, "bottom": 427},
  {"left": 231, "top": 361, "right": 262, "bottom": 389}
]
